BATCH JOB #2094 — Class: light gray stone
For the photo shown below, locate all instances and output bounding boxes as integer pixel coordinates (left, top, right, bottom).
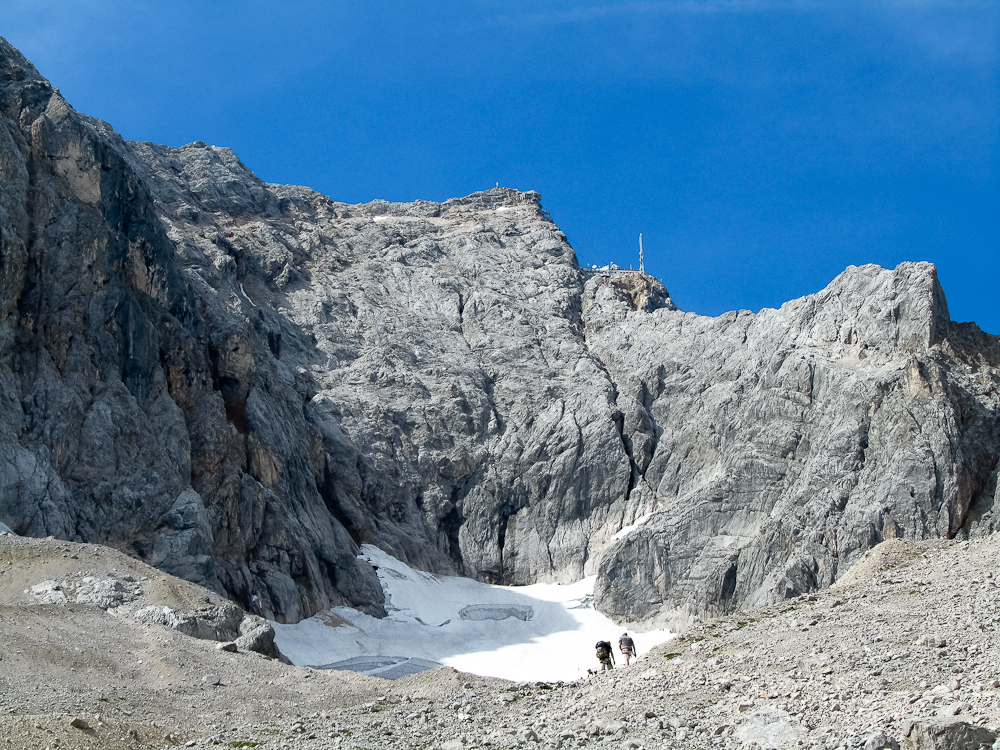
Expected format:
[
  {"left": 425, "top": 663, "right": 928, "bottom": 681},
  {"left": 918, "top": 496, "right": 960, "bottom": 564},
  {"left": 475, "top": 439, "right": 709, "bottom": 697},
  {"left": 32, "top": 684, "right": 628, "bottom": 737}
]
[
  {"left": 518, "top": 727, "right": 540, "bottom": 742},
  {"left": 865, "top": 734, "right": 901, "bottom": 750},
  {"left": 603, "top": 720, "right": 627, "bottom": 735},
  {"left": 734, "top": 708, "right": 805, "bottom": 749},
  {"left": 235, "top": 614, "right": 279, "bottom": 658},
  {"left": 903, "top": 719, "right": 996, "bottom": 750}
]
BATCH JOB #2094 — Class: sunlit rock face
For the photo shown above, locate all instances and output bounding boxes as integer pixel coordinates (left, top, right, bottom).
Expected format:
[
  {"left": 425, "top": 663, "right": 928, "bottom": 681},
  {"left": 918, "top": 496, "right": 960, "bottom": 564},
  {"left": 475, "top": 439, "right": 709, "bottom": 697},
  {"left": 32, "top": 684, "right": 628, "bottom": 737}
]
[
  {"left": 589, "top": 263, "right": 1000, "bottom": 623},
  {"left": 1, "top": 36, "right": 998, "bottom": 625}
]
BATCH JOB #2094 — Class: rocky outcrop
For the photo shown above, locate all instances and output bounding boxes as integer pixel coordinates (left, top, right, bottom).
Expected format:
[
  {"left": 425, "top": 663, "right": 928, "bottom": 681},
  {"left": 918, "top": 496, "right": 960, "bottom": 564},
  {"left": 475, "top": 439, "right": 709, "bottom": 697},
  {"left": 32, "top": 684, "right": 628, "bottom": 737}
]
[
  {"left": 0, "top": 36, "right": 998, "bottom": 626},
  {"left": 1, "top": 532, "right": 279, "bottom": 657},
  {"left": 589, "top": 265, "right": 1000, "bottom": 623},
  {"left": 902, "top": 719, "right": 996, "bottom": 750}
]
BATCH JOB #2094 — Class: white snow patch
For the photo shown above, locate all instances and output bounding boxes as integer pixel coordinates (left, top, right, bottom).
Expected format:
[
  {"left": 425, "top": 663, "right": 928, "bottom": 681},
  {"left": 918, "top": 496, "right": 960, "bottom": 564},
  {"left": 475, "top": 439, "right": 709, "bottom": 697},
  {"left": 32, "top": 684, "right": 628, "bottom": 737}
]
[
  {"left": 238, "top": 283, "right": 256, "bottom": 307},
  {"left": 273, "top": 545, "right": 673, "bottom": 682},
  {"left": 0, "top": 520, "right": 14, "bottom": 534},
  {"left": 613, "top": 512, "right": 652, "bottom": 541}
]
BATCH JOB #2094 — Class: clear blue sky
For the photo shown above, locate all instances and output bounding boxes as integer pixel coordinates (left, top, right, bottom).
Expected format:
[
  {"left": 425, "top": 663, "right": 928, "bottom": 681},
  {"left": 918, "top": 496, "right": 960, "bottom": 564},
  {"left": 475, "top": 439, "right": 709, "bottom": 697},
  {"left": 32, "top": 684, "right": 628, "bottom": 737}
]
[{"left": 3, "top": 1, "right": 997, "bottom": 332}]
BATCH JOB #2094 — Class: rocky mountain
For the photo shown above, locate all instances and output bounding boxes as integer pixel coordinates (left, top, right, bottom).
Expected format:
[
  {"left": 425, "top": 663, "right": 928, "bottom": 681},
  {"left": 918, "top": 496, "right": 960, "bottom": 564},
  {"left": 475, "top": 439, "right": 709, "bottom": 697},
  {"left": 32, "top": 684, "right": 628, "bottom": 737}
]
[{"left": 1, "top": 36, "right": 998, "bottom": 626}]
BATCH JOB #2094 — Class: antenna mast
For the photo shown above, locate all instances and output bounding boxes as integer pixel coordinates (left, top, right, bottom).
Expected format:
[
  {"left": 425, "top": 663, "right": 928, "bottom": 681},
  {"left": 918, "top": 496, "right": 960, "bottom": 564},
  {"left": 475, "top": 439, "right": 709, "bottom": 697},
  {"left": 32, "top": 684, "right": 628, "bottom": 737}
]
[{"left": 639, "top": 233, "right": 645, "bottom": 274}]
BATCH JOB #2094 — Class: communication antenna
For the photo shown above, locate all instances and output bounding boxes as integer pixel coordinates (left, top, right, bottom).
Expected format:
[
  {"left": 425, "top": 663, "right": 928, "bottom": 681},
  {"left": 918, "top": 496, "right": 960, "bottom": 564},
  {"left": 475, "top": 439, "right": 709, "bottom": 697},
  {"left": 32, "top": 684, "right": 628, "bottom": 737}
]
[{"left": 639, "top": 233, "right": 645, "bottom": 274}]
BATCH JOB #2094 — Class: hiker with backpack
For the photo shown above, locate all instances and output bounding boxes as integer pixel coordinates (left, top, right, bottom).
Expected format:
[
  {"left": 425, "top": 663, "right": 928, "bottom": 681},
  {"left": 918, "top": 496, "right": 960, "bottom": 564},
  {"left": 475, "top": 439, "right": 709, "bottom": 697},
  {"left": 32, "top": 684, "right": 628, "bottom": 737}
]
[
  {"left": 595, "top": 639, "right": 615, "bottom": 671},
  {"left": 619, "top": 632, "right": 636, "bottom": 666}
]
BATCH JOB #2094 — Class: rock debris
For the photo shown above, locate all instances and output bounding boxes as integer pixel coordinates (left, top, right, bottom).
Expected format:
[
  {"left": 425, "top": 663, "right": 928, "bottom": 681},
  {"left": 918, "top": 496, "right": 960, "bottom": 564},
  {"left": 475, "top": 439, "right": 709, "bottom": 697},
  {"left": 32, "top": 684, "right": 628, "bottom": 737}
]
[{"left": 2, "top": 533, "right": 999, "bottom": 749}]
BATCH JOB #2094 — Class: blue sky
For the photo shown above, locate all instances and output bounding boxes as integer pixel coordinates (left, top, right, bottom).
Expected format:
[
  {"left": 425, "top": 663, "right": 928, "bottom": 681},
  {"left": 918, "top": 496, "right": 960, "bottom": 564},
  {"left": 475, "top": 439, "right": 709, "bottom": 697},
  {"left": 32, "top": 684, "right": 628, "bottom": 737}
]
[{"left": 2, "top": 1, "right": 997, "bottom": 332}]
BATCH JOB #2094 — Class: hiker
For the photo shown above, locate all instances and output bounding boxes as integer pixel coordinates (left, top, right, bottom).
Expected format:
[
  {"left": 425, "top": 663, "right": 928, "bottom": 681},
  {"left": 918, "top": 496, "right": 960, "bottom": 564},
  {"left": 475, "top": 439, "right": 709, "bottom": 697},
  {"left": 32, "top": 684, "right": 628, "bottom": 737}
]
[
  {"left": 619, "top": 632, "right": 636, "bottom": 666},
  {"left": 595, "top": 639, "right": 615, "bottom": 671}
]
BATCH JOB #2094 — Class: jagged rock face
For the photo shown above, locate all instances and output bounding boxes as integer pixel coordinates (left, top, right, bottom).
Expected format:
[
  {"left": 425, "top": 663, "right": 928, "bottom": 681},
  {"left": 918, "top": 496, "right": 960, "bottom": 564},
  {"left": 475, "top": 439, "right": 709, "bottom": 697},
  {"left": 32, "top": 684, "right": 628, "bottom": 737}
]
[
  {"left": 588, "top": 264, "right": 1000, "bottom": 623},
  {"left": 0, "top": 39, "right": 385, "bottom": 622},
  {"left": 1, "top": 37, "right": 998, "bottom": 625},
  {"left": 114, "top": 136, "right": 644, "bottom": 593},
  {"left": 0, "top": 38, "right": 640, "bottom": 622}
]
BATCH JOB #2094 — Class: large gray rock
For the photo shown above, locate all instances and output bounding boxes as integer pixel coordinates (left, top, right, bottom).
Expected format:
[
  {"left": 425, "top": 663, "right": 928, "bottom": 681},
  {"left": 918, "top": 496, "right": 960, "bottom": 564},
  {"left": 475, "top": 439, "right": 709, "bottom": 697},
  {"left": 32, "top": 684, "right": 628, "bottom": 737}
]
[
  {"left": 0, "top": 36, "right": 997, "bottom": 625},
  {"left": 902, "top": 719, "right": 996, "bottom": 750}
]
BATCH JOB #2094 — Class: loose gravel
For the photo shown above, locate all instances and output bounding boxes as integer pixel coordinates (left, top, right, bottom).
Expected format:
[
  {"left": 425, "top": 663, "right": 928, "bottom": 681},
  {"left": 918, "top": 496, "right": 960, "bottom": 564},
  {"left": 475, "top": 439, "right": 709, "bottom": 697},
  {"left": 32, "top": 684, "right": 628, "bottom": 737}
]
[{"left": 2, "top": 532, "right": 998, "bottom": 750}]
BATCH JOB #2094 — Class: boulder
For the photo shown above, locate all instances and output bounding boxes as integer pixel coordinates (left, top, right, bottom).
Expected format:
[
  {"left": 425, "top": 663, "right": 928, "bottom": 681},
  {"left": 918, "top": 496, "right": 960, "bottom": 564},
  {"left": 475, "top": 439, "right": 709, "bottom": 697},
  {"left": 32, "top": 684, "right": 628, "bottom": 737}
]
[{"left": 903, "top": 719, "right": 996, "bottom": 750}]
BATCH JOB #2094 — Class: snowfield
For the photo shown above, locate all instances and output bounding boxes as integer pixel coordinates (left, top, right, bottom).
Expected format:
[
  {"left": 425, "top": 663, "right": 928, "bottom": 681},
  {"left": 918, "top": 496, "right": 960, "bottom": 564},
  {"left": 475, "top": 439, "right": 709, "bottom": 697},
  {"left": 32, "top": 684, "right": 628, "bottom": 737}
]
[{"left": 272, "top": 545, "right": 674, "bottom": 681}]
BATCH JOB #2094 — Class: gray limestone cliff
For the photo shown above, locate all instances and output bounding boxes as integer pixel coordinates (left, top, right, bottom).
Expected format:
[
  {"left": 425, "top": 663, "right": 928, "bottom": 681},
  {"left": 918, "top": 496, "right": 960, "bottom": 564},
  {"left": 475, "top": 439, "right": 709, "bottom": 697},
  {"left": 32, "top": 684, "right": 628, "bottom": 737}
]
[
  {"left": 1, "top": 37, "right": 998, "bottom": 625},
  {"left": 0, "top": 39, "right": 384, "bottom": 622},
  {"left": 586, "top": 265, "right": 1000, "bottom": 624}
]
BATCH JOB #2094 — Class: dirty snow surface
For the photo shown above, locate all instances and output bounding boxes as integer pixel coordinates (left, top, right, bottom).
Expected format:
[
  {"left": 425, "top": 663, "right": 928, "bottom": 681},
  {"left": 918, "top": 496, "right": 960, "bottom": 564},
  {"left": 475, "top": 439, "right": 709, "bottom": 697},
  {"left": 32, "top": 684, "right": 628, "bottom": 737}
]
[{"left": 272, "top": 545, "right": 673, "bottom": 681}]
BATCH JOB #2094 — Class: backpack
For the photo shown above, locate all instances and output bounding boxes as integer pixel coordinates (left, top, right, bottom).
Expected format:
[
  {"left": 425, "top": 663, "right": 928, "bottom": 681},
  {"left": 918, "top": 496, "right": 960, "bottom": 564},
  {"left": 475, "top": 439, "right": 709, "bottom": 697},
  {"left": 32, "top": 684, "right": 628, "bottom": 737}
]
[{"left": 595, "top": 641, "right": 611, "bottom": 659}]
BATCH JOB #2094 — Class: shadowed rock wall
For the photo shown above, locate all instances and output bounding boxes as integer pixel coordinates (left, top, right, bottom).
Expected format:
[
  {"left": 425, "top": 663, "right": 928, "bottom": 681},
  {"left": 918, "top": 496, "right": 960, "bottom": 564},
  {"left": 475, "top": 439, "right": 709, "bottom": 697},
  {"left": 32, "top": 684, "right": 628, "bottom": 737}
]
[{"left": 0, "top": 38, "right": 383, "bottom": 622}]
